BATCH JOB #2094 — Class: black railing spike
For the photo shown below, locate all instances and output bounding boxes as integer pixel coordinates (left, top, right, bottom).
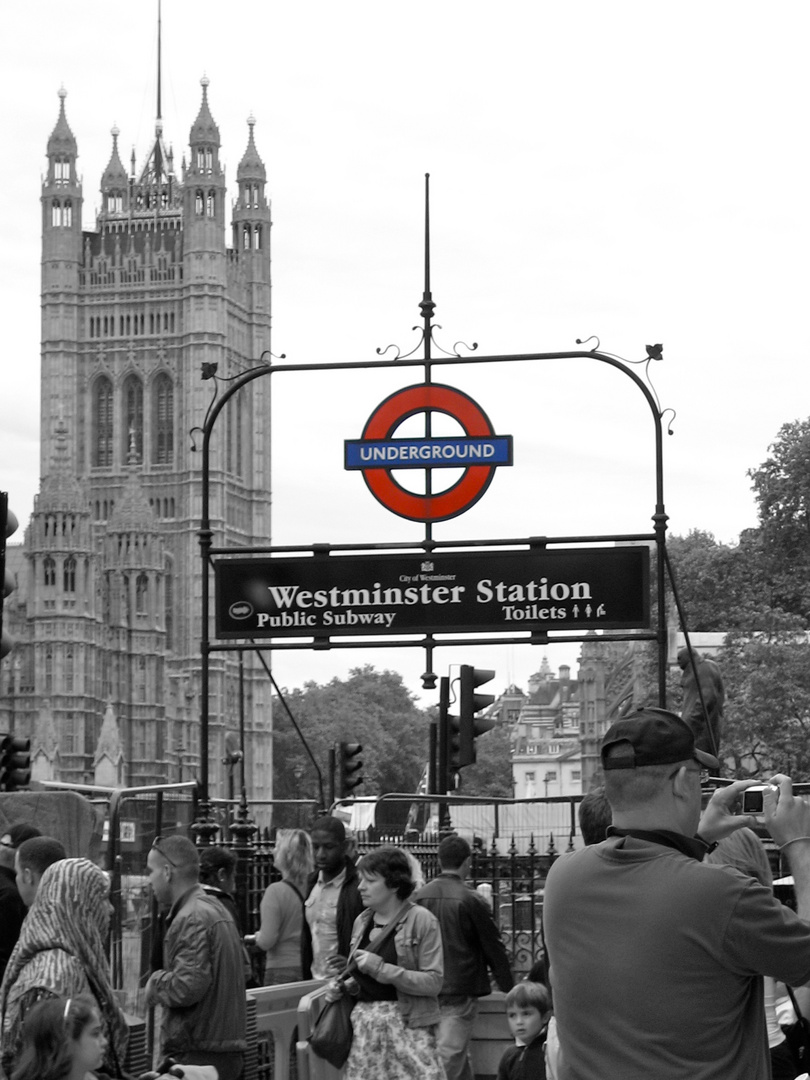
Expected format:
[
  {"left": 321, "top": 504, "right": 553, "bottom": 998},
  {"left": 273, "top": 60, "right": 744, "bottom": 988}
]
[
  {"left": 509, "top": 833, "right": 519, "bottom": 857},
  {"left": 527, "top": 833, "right": 537, "bottom": 856},
  {"left": 567, "top": 828, "right": 576, "bottom": 852},
  {"left": 547, "top": 833, "right": 557, "bottom": 858}
]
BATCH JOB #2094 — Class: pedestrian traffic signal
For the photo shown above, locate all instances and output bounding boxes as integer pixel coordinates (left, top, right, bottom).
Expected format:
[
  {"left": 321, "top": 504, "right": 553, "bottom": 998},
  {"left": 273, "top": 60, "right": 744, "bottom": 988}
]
[
  {"left": 459, "top": 665, "right": 496, "bottom": 765},
  {"left": 0, "top": 735, "right": 31, "bottom": 791},
  {"left": 338, "top": 742, "right": 364, "bottom": 798},
  {"left": 1, "top": 493, "right": 18, "bottom": 661}
]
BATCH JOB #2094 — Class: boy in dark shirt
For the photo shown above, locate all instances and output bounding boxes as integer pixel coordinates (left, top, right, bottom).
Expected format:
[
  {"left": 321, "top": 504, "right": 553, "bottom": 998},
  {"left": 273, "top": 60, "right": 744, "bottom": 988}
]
[{"left": 498, "top": 981, "right": 551, "bottom": 1080}]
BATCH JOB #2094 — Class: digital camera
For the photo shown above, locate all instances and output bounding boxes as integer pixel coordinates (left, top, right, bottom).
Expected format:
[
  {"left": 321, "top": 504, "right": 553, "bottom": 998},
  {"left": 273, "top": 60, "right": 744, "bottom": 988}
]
[{"left": 741, "top": 784, "right": 777, "bottom": 816}]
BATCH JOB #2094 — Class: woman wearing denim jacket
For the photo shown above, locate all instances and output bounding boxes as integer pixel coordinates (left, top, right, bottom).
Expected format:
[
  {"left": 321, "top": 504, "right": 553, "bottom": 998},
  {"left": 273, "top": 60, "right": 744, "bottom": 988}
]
[{"left": 325, "top": 845, "right": 445, "bottom": 1080}]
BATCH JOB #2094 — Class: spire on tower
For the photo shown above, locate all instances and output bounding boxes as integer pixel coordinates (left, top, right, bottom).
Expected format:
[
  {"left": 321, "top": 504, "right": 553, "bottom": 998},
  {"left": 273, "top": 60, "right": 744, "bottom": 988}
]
[
  {"left": 237, "top": 114, "right": 266, "bottom": 182},
  {"left": 47, "top": 86, "right": 77, "bottom": 160},
  {"left": 189, "top": 75, "right": 221, "bottom": 149}
]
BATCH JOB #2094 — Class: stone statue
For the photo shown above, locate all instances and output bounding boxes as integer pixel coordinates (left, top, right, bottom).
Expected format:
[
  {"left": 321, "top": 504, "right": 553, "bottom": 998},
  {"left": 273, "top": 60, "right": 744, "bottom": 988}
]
[{"left": 677, "top": 648, "right": 724, "bottom": 761}]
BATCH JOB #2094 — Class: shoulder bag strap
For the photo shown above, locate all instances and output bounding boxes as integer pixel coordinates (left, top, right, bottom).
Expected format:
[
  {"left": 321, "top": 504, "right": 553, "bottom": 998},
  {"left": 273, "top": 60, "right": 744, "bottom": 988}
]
[
  {"left": 282, "top": 879, "right": 306, "bottom": 905},
  {"left": 339, "top": 902, "right": 410, "bottom": 981}
]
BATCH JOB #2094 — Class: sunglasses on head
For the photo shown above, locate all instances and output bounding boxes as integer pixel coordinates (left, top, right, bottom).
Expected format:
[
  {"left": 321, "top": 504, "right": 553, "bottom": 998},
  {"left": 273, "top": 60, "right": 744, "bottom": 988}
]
[{"left": 151, "top": 837, "right": 180, "bottom": 868}]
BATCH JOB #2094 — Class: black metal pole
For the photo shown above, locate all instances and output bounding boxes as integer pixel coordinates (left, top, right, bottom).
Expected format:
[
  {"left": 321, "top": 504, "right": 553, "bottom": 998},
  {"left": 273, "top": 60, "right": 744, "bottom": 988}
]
[{"left": 197, "top": 359, "right": 271, "bottom": 838}]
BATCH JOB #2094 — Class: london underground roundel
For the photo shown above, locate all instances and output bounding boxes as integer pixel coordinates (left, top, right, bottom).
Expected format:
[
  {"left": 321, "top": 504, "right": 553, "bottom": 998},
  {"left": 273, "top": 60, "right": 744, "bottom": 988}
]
[{"left": 344, "top": 383, "right": 513, "bottom": 523}]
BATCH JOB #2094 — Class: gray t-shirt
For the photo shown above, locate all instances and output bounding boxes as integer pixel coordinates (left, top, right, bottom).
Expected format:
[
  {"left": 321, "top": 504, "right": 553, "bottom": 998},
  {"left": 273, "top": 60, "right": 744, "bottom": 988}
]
[{"left": 544, "top": 835, "right": 810, "bottom": 1080}]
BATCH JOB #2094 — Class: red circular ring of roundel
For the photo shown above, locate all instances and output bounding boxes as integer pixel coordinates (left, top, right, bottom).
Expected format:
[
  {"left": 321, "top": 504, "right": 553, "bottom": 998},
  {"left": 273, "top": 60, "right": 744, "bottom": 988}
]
[{"left": 360, "top": 383, "right": 498, "bottom": 522}]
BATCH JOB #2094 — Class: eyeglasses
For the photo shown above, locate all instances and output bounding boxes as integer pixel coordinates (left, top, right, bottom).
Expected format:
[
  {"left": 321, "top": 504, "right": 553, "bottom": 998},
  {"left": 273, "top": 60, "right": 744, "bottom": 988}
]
[
  {"left": 0, "top": 839, "right": 15, "bottom": 850},
  {"left": 151, "top": 837, "right": 180, "bottom": 868},
  {"left": 670, "top": 766, "right": 709, "bottom": 784}
]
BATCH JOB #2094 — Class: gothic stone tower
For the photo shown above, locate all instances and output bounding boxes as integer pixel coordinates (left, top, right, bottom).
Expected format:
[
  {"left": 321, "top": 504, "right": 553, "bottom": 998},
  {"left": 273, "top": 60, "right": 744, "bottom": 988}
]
[{"left": 4, "top": 81, "right": 273, "bottom": 803}]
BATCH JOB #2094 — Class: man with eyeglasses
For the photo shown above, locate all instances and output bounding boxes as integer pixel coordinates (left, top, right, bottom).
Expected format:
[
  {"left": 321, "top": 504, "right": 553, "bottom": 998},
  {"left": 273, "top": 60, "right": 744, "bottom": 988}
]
[
  {"left": 543, "top": 707, "right": 810, "bottom": 1080},
  {"left": 0, "top": 823, "right": 41, "bottom": 983},
  {"left": 145, "top": 835, "right": 247, "bottom": 1080}
]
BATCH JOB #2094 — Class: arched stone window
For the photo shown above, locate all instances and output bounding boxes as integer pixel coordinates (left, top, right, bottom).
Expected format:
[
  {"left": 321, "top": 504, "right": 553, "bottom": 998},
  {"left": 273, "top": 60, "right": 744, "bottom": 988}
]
[
  {"left": 153, "top": 373, "right": 174, "bottom": 464},
  {"left": 195, "top": 190, "right": 204, "bottom": 215},
  {"left": 63, "top": 556, "right": 76, "bottom": 593},
  {"left": 63, "top": 200, "right": 72, "bottom": 227},
  {"left": 93, "top": 376, "right": 114, "bottom": 467},
  {"left": 136, "top": 572, "right": 148, "bottom": 614},
  {"left": 123, "top": 374, "right": 144, "bottom": 463},
  {"left": 206, "top": 191, "right": 215, "bottom": 217},
  {"left": 52, "top": 200, "right": 61, "bottom": 227},
  {"left": 43, "top": 557, "right": 56, "bottom": 587}
]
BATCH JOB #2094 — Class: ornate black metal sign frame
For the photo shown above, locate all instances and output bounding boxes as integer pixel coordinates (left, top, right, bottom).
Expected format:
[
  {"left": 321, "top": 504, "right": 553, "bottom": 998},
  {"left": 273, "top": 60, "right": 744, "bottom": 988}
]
[{"left": 192, "top": 178, "right": 673, "bottom": 809}]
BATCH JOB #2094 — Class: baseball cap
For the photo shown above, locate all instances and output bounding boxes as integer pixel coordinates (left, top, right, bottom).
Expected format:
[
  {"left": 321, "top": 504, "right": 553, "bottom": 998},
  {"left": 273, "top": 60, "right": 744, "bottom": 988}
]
[{"left": 601, "top": 707, "right": 720, "bottom": 771}]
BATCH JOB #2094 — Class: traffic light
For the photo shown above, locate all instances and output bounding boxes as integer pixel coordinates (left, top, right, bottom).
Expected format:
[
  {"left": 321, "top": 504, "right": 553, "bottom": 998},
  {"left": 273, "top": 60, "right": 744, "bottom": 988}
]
[
  {"left": 338, "top": 742, "right": 364, "bottom": 798},
  {"left": 1, "top": 493, "right": 19, "bottom": 661},
  {"left": 459, "top": 665, "right": 496, "bottom": 765},
  {"left": 0, "top": 735, "right": 32, "bottom": 791},
  {"left": 447, "top": 711, "right": 464, "bottom": 773}
]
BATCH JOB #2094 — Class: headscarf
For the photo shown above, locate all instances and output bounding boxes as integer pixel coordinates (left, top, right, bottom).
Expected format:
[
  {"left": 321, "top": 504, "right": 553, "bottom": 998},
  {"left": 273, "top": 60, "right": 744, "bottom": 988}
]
[{"left": 0, "top": 858, "right": 128, "bottom": 1074}]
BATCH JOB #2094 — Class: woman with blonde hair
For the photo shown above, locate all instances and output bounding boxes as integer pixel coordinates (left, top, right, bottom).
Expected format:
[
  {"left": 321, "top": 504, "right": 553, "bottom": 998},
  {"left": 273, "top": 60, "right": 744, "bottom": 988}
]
[{"left": 252, "top": 829, "right": 314, "bottom": 985}]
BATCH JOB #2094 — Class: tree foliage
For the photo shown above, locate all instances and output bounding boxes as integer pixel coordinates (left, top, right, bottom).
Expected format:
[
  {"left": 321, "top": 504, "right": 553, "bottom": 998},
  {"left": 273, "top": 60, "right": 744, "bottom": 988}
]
[
  {"left": 749, "top": 417, "right": 810, "bottom": 619},
  {"left": 271, "top": 665, "right": 430, "bottom": 806},
  {"left": 719, "top": 633, "right": 810, "bottom": 780},
  {"left": 455, "top": 725, "right": 513, "bottom": 798},
  {"left": 654, "top": 416, "right": 810, "bottom": 780}
]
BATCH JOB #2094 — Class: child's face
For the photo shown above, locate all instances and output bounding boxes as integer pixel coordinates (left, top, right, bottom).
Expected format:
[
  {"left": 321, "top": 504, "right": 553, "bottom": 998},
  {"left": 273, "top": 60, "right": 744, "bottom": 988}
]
[
  {"left": 72, "top": 1010, "right": 107, "bottom": 1074},
  {"left": 506, "top": 1003, "right": 547, "bottom": 1045}
]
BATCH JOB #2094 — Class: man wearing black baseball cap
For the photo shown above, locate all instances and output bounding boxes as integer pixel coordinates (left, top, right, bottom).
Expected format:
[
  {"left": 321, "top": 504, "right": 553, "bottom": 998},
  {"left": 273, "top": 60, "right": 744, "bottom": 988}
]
[{"left": 543, "top": 707, "right": 810, "bottom": 1080}]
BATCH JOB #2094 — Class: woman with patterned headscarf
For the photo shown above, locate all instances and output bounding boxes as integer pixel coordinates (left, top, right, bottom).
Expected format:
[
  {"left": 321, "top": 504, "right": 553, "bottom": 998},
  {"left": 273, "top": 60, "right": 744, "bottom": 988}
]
[{"left": 0, "top": 857, "right": 128, "bottom": 1077}]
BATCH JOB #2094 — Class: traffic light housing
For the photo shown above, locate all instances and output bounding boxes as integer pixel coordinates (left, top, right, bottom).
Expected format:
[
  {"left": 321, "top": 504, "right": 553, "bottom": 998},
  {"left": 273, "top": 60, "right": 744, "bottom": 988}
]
[
  {"left": 1, "top": 493, "right": 18, "bottom": 661},
  {"left": 0, "top": 735, "right": 32, "bottom": 791},
  {"left": 338, "top": 742, "right": 364, "bottom": 798},
  {"left": 447, "top": 712, "right": 464, "bottom": 773},
  {"left": 459, "top": 665, "right": 496, "bottom": 765}
]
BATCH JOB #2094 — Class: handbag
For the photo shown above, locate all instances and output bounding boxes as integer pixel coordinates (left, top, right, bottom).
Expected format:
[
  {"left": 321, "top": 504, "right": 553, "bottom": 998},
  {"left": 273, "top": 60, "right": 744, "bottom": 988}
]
[
  {"left": 308, "top": 902, "right": 410, "bottom": 1068},
  {"left": 308, "top": 991, "right": 356, "bottom": 1069},
  {"left": 782, "top": 986, "right": 810, "bottom": 1072}
]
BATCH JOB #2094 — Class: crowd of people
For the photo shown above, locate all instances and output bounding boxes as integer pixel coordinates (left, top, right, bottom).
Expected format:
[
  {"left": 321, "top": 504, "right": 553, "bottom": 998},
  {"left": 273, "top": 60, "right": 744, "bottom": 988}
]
[{"left": 3, "top": 705, "right": 810, "bottom": 1079}]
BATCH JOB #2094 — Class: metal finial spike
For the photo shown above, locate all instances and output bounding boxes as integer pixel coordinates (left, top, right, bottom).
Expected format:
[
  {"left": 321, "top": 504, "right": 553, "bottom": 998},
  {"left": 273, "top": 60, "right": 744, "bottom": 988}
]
[{"left": 419, "top": 173, "right": 436, "bottom": 324}]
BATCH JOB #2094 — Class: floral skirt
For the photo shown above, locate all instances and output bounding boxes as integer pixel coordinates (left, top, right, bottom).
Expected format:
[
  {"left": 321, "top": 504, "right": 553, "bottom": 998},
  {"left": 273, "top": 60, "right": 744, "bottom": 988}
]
[{"left": 344, "top": 1001, "right": 445, "bottom": 1080}]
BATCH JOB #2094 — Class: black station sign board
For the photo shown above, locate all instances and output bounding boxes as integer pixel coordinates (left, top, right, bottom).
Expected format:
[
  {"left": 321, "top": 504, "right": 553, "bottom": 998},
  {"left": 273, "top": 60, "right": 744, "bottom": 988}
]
[{"left": 215, "top": 546, "right": 649, "bottom": 640}]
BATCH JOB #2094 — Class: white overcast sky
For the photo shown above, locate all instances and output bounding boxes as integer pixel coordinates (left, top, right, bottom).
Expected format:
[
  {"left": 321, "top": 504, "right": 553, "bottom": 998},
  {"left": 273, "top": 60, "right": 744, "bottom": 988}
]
[{"left": 2, "top": 0, "right": 808, "bottom": 706}]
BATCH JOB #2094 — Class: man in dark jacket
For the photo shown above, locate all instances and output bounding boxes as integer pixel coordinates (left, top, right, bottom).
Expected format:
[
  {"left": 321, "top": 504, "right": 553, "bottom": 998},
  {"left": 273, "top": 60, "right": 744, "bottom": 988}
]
[
  {"left": 417, "top": 834, "right": 514, "bottom": 1080},
  {"left": 301, "top": 816, "right": 364, "bottom": 979},
  {"left": 146, "top": 835, "right": 247, "bottom": 1080},
  {"left": 0, "top": 823, "right": 41, "bottom": 983}
]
